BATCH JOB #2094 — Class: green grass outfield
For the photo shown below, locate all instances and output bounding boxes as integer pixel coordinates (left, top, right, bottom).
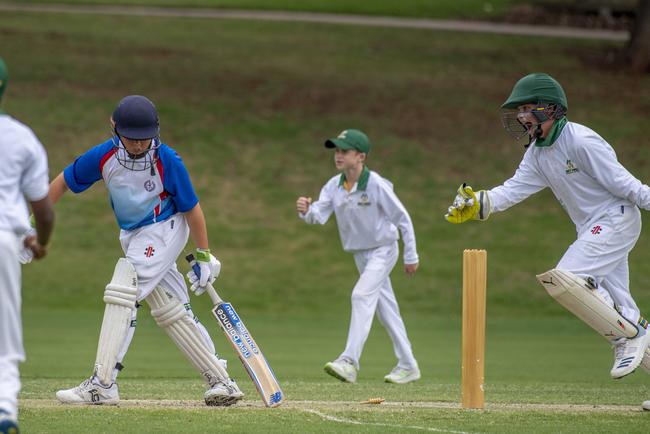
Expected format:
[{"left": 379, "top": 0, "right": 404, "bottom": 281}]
[
  {"left": 19, "top": 310, "right": 650, "bottom": 433},
  {"left": 1, "top": 5, "right": 649, "bottom": 433},
  {"left": 14, "top": 0, "right": 513, "bottom": 19}
]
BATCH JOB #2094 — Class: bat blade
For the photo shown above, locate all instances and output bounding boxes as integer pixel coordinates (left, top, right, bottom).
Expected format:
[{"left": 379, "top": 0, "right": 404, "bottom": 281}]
[{"left": 212, "top": 301, "right": 284, "bottom": 407}]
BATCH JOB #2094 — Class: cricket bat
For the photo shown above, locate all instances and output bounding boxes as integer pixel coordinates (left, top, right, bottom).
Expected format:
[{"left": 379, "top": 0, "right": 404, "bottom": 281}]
[{"left": 186, "top": 254, "right": 284, "bottom": 407}]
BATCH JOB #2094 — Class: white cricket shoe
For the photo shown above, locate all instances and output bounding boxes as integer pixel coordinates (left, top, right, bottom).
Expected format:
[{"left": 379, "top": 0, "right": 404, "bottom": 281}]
[
  {"left": 640, "top": 346, "right": 650, "bottom": 374},
  {"left": 0, "top": 409, "right": 19, "bottom": 434},
  {"left": 638, "top": 317, "right": 650, "bottom": 373},
  {"left": 324, "top": 359, "right": 357, "bottom": 383},
  {"left": 610, "top": 326, "right": 650, "bottom": 379},
  {"left": 55, "top": 377, "right": 119, "bottom": 405},
  {"left": 204, "top": 378, "right": 244, "bottom": 406},
  {"left": 384, "top": 366, "right": 421, "bottom": 384}
]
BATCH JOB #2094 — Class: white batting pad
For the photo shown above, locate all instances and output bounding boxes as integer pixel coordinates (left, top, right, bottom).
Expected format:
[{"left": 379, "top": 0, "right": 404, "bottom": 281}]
[
  {"left": 146, "top": 287, "right": 228, "bottom": 385},
  {"left": 95, "top": 258, "right": 138, "bottom": 385},
  {"left": 537, "top": 269, "right": 638, "bottom": 342}
]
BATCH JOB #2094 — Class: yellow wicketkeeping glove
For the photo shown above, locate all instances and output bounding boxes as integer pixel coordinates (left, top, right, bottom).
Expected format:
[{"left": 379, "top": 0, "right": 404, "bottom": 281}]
[{"left": 445, "top": 183, "right": 488, "bottom": 224}]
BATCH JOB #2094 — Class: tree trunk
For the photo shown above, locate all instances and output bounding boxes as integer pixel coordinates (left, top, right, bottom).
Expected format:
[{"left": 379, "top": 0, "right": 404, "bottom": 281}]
[{"left": 626, "top": 0, "right": 650, "bottom": 72}]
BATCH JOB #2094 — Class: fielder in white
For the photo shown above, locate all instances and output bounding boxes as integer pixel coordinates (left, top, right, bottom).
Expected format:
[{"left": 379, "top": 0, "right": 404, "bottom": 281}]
[
  {"left": 48, "top": 95, "right": 243, "bottom": 406},
  {"left": 445, "top": 74, "right": 650, "bottom": 408},
  {"left": 296, "top": 129, "right": 420, "bottom": 384},
  {"left": 0, "top": 57, "right": 55, "bottom": 433}
]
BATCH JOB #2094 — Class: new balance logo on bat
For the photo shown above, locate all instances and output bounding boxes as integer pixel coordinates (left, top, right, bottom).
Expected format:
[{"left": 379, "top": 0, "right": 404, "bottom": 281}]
[
  {"left": 223, "top": 303, "right": 259, "bottom": 356},
  {"left": 269, "top": 391, "right": 283, "bottom": 405},
  {"left": 215, "top": 306, "right": 252, "bottom": 359}
]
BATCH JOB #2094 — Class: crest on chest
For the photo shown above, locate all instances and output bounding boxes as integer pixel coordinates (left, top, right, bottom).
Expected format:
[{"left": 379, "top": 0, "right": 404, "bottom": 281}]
[
  {"left": 357, "top": 193, "right": 371, "bottom": 206},
  {"left": 144, "top": 179, "right": 156, "bottom": 192},
  {"left": 565, "top": 159, "right": 579, "bottom": 174},
  {"left": 106, "top": 161, "right": 161, "bottom": 194}
]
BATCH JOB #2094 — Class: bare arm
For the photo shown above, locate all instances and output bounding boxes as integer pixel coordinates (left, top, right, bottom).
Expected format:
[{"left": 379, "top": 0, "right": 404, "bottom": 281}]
[
  {"left": 184, "top": 203, "right": 209, "bottom": 250},
  {"left": 49, "top": 172, "right": 69, "bottom": 204},
  {"left": 26, "top": 195, "right": 55, "bottom": 259}
]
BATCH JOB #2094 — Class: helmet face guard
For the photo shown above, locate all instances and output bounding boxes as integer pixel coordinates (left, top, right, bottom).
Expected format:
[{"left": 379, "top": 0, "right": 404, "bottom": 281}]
[
  {"left": 501, "top": 103, "right": 566, "bottom": 144},
  {"left": 111, "top": 133, "right": 160, "bottom": 172}
]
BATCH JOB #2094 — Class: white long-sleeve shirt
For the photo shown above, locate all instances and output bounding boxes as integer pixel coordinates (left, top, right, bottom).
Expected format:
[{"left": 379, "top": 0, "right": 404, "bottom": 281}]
[
  {"left": 300, "top": 167, "right": 419, "bottom": 264},
  {"left": 0, "top": 114, "right": 49, "bottom": 235},
  {"left": 489, "top": 121, "right": 650, "bottom": 232}
]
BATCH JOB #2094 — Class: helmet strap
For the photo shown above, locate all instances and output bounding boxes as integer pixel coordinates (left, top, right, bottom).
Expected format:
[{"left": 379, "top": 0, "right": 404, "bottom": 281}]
[{"left": 524, "top": 123, "right": 544, "bottom": 149}]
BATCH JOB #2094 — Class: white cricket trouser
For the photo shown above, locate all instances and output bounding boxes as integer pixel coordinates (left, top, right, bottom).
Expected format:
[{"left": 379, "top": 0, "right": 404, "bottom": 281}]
[
  {"left": 557, "top": 205, "right": 643, "bottom": 323},
  {"left": 108, "top": 214, "right": 217, "bottom": 382},
  {"left": 0, "top": 230, "right": 22, "bottom": 418},
  {"left": 340, "top": 241, "right": 418, "bottom": 370}
]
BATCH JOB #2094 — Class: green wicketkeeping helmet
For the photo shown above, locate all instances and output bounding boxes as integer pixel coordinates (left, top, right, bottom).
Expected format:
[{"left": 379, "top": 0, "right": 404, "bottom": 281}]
[
  {"left": 501, "top": 73, "right": 568, "bottom": 111},
  {"left": 0, "top": 57, "right": 7, "bottom": 102}
]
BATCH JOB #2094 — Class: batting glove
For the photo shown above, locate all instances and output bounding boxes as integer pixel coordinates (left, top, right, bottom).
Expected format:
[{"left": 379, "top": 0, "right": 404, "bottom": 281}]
[{"left": 186, "top": 248, "right": 221, "bottom": 296}]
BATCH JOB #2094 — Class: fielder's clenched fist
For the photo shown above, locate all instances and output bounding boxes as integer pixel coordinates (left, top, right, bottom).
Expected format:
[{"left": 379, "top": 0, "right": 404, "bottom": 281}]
[{"left": 296, "top": 196, "right": 312, "bottom": 214}]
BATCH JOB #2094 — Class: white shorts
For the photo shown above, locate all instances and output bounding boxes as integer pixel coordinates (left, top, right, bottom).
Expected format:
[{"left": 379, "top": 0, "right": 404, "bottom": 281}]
[
  {"left": 119, "top": 213, "right": 190, "bottom": 302},
  {"left": 557, "top": 205, "right": 642, "bottom": 323}
]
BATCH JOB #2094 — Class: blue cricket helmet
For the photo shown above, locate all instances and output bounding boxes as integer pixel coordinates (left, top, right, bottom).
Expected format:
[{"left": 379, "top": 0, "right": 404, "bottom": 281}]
[{"left": 112, "top": 95, "right": 160, "bottom": 140}]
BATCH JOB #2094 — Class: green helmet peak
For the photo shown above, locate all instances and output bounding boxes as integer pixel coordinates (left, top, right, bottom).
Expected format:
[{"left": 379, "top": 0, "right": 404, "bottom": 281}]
[{"left": 501, "top": 73, "right": 568, "bottom": 110}]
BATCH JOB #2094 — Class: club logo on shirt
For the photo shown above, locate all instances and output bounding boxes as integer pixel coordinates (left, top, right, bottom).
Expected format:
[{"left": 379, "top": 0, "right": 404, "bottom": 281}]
[
  {"left": 591, "top": 225, "right": 602, "bottom": 235},
  {"left": 144, "top": 245, "right": 156, "bottom": 257},
  {"left": 144, "top": 180, "right": 156, "bottom": 192},
  {"left": 565, "top": 159, "right": 579, "bottom": 174},
  {"left": 357, "top": 193, "right": 371, "bottom": 206}
]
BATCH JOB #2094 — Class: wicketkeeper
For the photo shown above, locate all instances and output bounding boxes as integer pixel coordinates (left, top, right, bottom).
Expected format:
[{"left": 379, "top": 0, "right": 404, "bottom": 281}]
[
  {"left": 445, "top": 73, "right": 650, "bottom": 384},
  {"left": 46, "top": 95, "right": 243, "bottom": 406},
  {"left": 297, "top": 129, "right": 420, "bottom": 384}
]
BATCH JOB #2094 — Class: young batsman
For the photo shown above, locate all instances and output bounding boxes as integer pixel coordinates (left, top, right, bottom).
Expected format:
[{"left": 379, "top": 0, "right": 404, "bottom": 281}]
[
  {"left": 0, "top": 57, "right": 55, "bottom": 434},
  {"left": 49, "top": 95, "right": 244, "bottom": 406},
  {"left": 296, "top": 129, "right": 420, "bottom": 384},
  {"left": 445, "top": 73, "right": 650, "bottom": 387}
]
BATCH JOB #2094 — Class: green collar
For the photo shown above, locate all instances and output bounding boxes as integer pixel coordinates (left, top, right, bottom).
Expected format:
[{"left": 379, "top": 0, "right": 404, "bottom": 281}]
[
  {"left": 534, "top": 117, "right": 568, "bottom": 147},
  {"left": 339, "top": 165, "right": 370, "bottom": 191}
]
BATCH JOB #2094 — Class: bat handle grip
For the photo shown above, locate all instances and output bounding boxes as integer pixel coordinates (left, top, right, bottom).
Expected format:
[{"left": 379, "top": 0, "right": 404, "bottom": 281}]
[{"left": 185, "top": 253, "right": 223, "bottom": 305}]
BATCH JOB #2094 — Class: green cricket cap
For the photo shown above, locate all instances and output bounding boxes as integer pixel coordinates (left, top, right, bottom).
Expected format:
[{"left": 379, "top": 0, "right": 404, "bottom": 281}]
[
  {"left": 0, "top": 57, "right": 7, "bottom": 102},
  {"left": 325, "top": 129, "right": 371, "bottom": 153},
  {"left": 501, "top": 73, "right": 568, "bottom": 110}
]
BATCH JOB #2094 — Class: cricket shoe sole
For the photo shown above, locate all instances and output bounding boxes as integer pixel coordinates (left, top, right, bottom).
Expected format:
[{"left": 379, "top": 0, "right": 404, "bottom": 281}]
[
  {"left": 204, "top": 379, "right": 244, "bottom": 406},
  {"left": 324, "top": 361, "right": 357, "bottom": 383},
  {"left": 384, "top": 367, "right": 421, "bottom": 384}
]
